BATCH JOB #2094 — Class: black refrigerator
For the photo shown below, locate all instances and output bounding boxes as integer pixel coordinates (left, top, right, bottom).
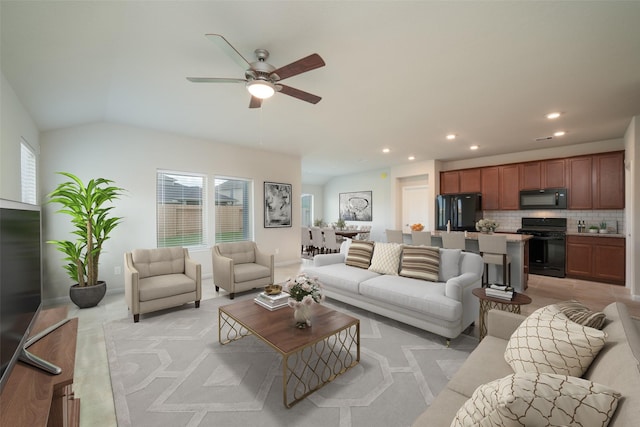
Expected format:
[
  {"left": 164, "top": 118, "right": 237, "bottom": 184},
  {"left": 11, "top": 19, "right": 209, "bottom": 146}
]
[{"left": 436, "top": 193, "right": 482, "bottom": 232}]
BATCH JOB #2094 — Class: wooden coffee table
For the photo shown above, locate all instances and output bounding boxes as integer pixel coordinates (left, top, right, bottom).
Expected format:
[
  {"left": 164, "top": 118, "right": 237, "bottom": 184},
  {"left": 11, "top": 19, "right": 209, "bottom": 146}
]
[
  {"left": 472, "top": 288, "right": 532, "bottom": 341},
  {"left": 218, "top": 299, "right": 360, "bottom": 407}
]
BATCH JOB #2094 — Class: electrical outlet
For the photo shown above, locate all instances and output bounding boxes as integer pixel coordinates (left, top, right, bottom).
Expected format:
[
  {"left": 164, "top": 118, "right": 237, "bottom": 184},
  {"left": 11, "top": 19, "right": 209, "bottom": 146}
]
[{"left": 114, "top": 266, "right": 121, "bottom": 275}]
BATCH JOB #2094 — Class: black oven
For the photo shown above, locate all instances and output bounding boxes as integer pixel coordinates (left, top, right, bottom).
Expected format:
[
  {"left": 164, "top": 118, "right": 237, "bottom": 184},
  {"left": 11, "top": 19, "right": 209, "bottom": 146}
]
[{"left": 517, "top": 217, "right": 567, "bottom": 278}]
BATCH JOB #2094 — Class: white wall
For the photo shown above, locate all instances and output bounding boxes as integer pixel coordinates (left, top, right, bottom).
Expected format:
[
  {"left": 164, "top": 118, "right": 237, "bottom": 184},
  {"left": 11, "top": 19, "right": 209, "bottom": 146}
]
[
  {"left": 323, "top": 168, "right": 390, "bottom": 242},
  {"left": 0, "top": 71, "right": 40, "bottom": 201},
  {"left": 40, "top": 122, "right": 302, "bottom": 303},
  {"left": 624, "top": 116, "right": 638, "bottom": 299}
]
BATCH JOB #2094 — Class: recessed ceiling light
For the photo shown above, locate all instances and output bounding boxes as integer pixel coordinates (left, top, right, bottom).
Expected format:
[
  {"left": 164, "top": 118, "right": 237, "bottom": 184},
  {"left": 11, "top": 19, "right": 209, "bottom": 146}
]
[
  {"left": 408, "top": 155, "right": 415, "bottom": 161},
  {"left": 446, "top": 134, "right": 456, "bottom": 140},
  {"left": 554, "top": 131, "right": 566, "bottom": 137},
  {"left": 470, "top": 145, "right": 479, "bottom": 150},
  {"left": 546, "top": 112, "right": 561, "bottom": 119},
  {"left": 382, "top": 148, "right": 390, "bottom": 153}
]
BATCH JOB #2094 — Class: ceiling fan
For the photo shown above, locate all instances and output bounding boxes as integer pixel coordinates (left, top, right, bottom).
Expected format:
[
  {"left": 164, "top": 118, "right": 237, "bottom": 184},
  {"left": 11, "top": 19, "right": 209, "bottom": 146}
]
[{"left": 187, "top": 34, "right": 325, "bottom": 108}]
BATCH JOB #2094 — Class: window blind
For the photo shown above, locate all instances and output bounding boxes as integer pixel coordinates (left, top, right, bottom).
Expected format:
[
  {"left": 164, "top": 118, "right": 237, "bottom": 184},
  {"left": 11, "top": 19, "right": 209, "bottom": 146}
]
[
  {"left": 20, "top": 140, "right": 37, "bottom": 205},
  {"left": 215, "top": 177, "right": 252, "bottom": 243},
  {"left": 156, "top": 171, "right": 206, "bottom": 248}
]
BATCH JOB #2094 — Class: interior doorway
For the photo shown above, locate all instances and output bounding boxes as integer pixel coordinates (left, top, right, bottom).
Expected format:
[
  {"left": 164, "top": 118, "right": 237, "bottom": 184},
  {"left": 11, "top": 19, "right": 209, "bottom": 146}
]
[
  {"left": 301, "top": 194, "right": 313, "bottom": 227},
  {"left": 402, "top": 185, "right": 429, "bottom": 233}
]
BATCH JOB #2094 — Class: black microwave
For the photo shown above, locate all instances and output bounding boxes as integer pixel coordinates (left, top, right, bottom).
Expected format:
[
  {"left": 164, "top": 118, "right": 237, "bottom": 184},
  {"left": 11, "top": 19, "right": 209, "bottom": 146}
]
[{"left": 519, "top": 188, "right": 567, "bottom": 210}]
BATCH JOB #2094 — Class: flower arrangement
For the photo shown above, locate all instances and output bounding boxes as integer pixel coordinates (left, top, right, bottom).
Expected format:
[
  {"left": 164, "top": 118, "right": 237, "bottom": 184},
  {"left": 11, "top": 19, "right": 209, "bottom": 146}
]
[
  {"left": 284, "top": 273, "right": 324, "bottom": 328},
  {"left": 284, "top": 273, "right": 324, "bottom": 305},
  {"left": 410, "top": 223, "right": 424, "bottom": 231},
  {"left": 476, "top": 218, "right": 499, "bottom": 233}
]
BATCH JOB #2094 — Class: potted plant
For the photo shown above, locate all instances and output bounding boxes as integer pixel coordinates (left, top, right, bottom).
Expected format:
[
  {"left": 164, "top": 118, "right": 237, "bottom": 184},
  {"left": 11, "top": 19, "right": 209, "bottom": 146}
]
[
  {"left": 48, "top": 172, "right": 125, "bottom": 308},
  {"left": 335, "top": 218, "right": 346, "bottom": 230},
  {"left": 588, "top": 225, "right": 599, "bottom": 234},
  {"left": 599, "top": 221, "right": 608, "bottom": 234}
]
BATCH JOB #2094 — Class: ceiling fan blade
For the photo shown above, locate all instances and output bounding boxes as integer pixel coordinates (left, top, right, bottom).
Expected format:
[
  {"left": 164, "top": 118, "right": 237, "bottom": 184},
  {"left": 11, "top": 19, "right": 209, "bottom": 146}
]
[
  {"left": 186, "top": 77, "right": 246, "bottom": 83},
  {"left": 249, "top": 96, "right": 263, "bottom": 109},
  {"left": 279, "top": 84, "right": 322, "bottom": 104},
  {"left": 205, "top": 34, "right": 251, "bottom": 69},
  {"left": 272, "top": 53, "right": 325, "bottom": 81}
]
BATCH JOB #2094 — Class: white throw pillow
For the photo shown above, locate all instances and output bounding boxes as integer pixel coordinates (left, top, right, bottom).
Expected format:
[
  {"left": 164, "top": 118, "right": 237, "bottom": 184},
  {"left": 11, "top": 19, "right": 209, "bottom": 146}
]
[
  {"left": 368, "top": 242, "right": 402, "bottom": 275},
  {"left": 451, "top": 372, "right": 620, "bottom": 427},
  {"left": 504, "top": 305, "right": 607, "bottom": 377},
  {"left": 438, "top": 248, "right": 461, "bottom": 282}
]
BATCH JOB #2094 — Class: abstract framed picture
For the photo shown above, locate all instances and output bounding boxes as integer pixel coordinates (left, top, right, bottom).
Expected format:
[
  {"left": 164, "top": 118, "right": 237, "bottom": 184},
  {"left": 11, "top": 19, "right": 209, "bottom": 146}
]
[
  {"left": 264, "top": 182, "right": 292, "bottom": 228},
  {"left": 339, "top": 191, "right": 372, "bottom": 221}
]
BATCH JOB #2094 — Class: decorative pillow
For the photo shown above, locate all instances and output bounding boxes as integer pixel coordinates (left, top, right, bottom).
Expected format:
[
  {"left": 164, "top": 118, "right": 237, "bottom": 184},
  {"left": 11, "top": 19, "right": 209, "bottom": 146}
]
[
  {"left": 399, "top": 245, "right": 439, "bottom": 282},
  {"left": 504, "top": 305, "right": 607, "bottom": 377},
  {"left": 451, "top": 372, "right": 621, "bottom": 427},
  {"left": 345, "top": 240, "right": 375, "bottom": 269},
  {"left": 553, "top": 299, "right": 606, "bottom": 329},
  {"left": 368, "top": 242, "right": 402, "bottom": 275},
  {"left": 438, "top": 248, "right": 461, "bottom": 282}
]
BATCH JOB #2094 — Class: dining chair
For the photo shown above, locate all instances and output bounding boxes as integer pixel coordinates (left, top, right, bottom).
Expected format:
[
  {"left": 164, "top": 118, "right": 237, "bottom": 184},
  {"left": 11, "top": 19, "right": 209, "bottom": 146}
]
[
  {"left": 478, "top": 233, "right": 511, "bottom": 287},
  {"left": 441, "top": 232, "right": 466, "bottom": 250},
  {"left": 310, "top": 227, "right": 324, "bottom": 256},
  {"left": 411, "top": 231, "right": 432, "bottom": 246},
  {"left": 301, "top": 227, "right": 312, "bottom": 255},
  {"left": 385, "top": 229, "right": 404, "bottom": 244},
  {"left": 322, "top": 228, "right": 341, "bottom": 253}
]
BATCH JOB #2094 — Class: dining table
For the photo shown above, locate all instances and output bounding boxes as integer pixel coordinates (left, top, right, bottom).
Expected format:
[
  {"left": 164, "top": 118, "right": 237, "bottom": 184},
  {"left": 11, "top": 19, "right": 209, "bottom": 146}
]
[{"left": 334, "top": 230, "right": 360, "bottom": 239}]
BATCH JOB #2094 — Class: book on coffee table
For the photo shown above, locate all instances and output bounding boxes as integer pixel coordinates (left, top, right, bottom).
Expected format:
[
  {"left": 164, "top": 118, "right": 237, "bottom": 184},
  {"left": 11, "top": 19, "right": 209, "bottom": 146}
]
[{"left": 254, "top": 291, "right": 290, "bottom": 310}]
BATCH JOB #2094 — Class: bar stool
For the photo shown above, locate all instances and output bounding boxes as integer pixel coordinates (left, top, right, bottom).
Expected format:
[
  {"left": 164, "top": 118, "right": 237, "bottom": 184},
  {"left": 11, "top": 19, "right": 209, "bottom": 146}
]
[
  {"left": 385, "top": 229, "right": 404, "bottom": 243},
  {"left": 411, "top": 231, "right": 432, "bottom": 246},
  {"left": 441, "top": 232, "right": 466, "bottom": 250},
  {"left": 477, "top": 234, "right": 511, "bottom": 287}
]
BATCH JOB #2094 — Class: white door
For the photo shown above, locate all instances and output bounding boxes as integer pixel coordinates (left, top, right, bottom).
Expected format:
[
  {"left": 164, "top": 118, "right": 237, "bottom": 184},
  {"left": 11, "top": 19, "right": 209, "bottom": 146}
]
[{"left": 402, "top": 185, "right": 429, "bottom": 233}]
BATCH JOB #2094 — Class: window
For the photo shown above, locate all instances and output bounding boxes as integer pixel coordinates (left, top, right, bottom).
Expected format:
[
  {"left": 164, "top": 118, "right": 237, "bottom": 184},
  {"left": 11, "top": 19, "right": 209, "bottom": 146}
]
[
  {"left": 156, "top": 171, "right": 206, "bottom": 248},
  {"left": 215, "top": 177, "right": 252, "bottom": 242},
  {"left": 301, "top": 194, "right": 313, "bottom": 227},
  {"left": 21, "top": 139, "right": 37, "bottom": 205}
]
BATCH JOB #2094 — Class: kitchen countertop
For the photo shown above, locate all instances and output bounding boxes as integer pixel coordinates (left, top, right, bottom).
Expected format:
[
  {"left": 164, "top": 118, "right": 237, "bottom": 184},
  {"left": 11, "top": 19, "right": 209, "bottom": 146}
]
[
  {"left": 566, "top": 231, "right": 625, "bottom": 238},
  {"left": 430, "top": 230, "right": 533, "bottom": 242}
]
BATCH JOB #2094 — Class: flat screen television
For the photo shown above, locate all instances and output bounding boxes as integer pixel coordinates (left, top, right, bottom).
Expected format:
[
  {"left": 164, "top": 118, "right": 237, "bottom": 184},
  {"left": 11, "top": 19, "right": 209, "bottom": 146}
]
[{"left": 1, "top": 199, "right": 71, "bottom": 394}]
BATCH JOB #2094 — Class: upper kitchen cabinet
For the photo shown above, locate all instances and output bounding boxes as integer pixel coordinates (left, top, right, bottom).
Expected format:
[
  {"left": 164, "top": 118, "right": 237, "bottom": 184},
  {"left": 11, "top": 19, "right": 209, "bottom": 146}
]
[
  {"left": 567, "top": 155, "right": 593, "bottom": 209},
  {"left": 593, "top": 151, "right": 624, "bottom": 209},
  {"left": 519, "top": 159, "right": 566, "bottom": 190},
  {"left": 499, "top": 164, "right": 520, "bottom": 210},
  {"left": 440, "top": 171, "right": 460, "bottom": 194},
  {"left": 440, "top": 168, "right": 481, "bottom": 194},
  {"left": 481, "top": 166, "right": 500, "bottom": 210},
  {"left": 460, "top": 168, "right": 482, "bottom": 193}
]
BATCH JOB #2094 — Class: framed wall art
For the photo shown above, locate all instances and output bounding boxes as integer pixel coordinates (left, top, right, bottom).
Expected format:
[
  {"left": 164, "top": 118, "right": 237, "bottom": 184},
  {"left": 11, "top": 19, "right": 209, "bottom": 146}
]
[
  {"left": 339, "top": 191, "right": 372, "bottom": 221},
  {"left": 264, "top": 182, "right": 292, "bottom": 228}
]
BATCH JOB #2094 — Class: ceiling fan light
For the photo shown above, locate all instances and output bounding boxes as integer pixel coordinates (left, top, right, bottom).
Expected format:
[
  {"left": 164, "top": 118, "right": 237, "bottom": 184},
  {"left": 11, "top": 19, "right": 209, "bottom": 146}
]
[{"left": 246, "top": 80, "right": 275, "bottom": 99}]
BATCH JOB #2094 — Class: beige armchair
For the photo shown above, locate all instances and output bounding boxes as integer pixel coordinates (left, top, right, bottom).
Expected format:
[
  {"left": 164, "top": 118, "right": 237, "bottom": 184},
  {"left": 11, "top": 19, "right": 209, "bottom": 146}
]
[
  {"left": 124, "top": 247, "right": 201, "bottom": 322},
  {"left": 212, "top": 241, "right": 274, "bottom": 299}
]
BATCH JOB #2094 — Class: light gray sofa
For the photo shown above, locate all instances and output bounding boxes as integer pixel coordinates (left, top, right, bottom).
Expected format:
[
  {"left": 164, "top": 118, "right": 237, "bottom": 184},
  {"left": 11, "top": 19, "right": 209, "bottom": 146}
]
[
  {"left": 124, "top": 247, "right": 201, "bottom": 322},
  {"left": 304, "top": 242, "right": 483, "bottom": 341},
  {"left": 413, "top": 302, "right": 640, "bottom": 426}
]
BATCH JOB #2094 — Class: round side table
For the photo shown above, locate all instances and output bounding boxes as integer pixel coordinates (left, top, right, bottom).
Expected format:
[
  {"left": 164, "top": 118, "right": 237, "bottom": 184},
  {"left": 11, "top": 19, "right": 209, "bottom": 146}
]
[{"left": 472, "top": 288, "right": 532, "bottom": 341}]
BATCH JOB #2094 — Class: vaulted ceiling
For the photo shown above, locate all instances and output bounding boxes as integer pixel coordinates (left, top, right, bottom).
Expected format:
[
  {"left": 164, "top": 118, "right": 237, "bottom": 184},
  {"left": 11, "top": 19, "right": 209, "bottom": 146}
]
[{"left": 2, "top": 1, "right": 639, "bottom": 184}]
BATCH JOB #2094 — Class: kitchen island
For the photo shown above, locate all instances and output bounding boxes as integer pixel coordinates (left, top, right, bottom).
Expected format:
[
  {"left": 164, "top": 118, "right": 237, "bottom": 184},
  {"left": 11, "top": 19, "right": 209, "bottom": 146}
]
[{"left": 429, "top": 231, "right": 532, "bottom": 292}]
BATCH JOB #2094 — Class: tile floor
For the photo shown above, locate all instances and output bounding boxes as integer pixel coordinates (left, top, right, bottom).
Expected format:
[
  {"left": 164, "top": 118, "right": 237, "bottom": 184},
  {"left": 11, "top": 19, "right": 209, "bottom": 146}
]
[{"left": 50, "top": 259, "right": 640, "bottom": 427}]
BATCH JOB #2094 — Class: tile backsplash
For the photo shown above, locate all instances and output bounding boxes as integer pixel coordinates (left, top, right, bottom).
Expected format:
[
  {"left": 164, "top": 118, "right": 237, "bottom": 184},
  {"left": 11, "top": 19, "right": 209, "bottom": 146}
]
[{"left": 482, "top": 210, "right": 625, "bottom": 234}]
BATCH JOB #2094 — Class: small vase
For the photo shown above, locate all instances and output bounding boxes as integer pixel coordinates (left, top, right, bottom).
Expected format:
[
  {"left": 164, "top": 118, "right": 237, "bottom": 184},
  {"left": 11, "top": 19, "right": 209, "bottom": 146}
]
[{"left": 294, "top": 304, "right": 312, "bottom": 328}]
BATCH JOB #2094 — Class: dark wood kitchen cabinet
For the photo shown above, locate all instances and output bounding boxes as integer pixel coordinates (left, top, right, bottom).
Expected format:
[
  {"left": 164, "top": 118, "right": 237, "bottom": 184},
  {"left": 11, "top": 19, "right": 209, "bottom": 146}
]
[
  {"left": 519, "top": 159, "right": 565, "bottom": 190},
  {"left": 499, "top": 164, "right": 520, "bottom": 210},
  {"left": 593, "top": 151, "right": 624, "bottom": 209},
  {"left": 567, "top": 156, "right": 593, "bottom": 209},
  {"left": 459, "top": 168, "right": 482, "bottom": 193},
  {"left": 440, "top": 169, "right": 481, "bottom": 194},
  {"left": 440, "top": 171, "right": 460, "bottom": 194},
  {"left": 481, "top": 167, "right": 500, "bottom": 210},
  {"left": 566, "top": 235, "right": 625, "bottom": 285}
]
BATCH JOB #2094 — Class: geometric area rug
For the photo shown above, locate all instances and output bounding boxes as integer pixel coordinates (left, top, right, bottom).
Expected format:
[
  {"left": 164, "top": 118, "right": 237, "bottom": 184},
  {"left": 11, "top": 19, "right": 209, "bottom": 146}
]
[{"left": 104, "top": 294, "right": 477, "bottom": 427}]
